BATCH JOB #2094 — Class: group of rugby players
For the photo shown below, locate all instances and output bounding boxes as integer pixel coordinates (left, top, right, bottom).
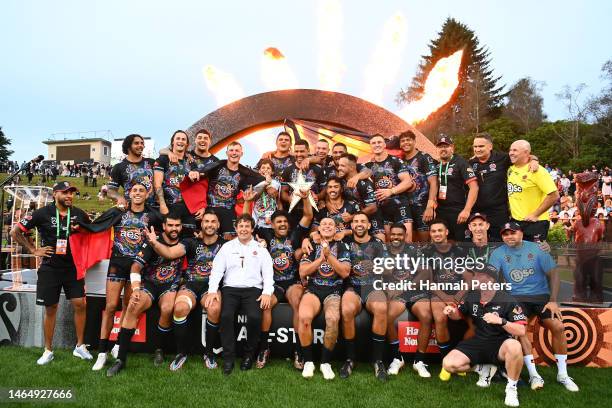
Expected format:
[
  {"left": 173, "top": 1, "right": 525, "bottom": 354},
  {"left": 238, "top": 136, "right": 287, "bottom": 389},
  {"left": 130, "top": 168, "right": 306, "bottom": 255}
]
[{"left": 14, "top": 128, "right": 579, "bottom": 407}]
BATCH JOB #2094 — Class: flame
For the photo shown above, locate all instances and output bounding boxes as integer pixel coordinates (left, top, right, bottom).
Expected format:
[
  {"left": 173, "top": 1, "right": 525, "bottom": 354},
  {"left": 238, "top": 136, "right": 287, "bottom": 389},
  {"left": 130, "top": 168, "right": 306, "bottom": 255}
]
[
  {"left": 317, "top": 0, "right": 345, "bottom": 91},
  {"left": 362, "top": 12, "right": 408, "bottom": 106},
  {"left": 399, "top": 49, "right": 464, "bottom": 124},
  {"left": 261, "top": 47, "right": 299, "bottom": 90},
  {"left": 203, "top": 64, "right": 245, "bottom": 107}
]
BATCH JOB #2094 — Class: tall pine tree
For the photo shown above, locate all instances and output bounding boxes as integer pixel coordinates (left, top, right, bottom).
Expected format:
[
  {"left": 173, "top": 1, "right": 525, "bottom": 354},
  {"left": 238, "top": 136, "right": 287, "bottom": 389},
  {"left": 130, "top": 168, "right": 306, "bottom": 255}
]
[
  {"left": 0, "top": 127, "right": 13, "bottom": 163},
  {"left": 397, "top": 18, "right": 505, "bottom": 138}
]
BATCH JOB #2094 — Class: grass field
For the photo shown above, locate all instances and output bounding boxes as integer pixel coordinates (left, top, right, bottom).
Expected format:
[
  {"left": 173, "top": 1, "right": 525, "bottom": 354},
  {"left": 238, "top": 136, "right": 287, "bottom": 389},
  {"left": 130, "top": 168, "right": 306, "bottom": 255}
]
[{"left": 0, "top": 346, "right": 610, "bottom": 408}]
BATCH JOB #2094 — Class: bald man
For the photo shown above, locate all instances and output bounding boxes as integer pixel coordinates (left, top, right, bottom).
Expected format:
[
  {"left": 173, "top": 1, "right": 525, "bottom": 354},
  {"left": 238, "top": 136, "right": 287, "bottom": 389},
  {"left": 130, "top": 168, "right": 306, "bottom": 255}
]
[{"left": 507, "top": 140, "right": 559, "bottom": 242}]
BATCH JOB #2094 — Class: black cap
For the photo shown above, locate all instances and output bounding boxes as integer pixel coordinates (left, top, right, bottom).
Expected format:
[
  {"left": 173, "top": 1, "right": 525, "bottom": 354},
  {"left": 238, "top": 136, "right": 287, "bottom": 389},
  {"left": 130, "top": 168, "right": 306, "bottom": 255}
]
[
  {"left": 436, "top": 134, "right": 454, "bottom": 146},
  {"left": 52, "top": 181, "right": 78, "bottom": 193},
  {"left": 468, "top": 212, "right": 488, "bottom": 223},
  {"left": 476, "top": 264, "right": 499, "bottom": 281},
  {"left": 500, "top": 221, "right": 521, "bottom": 233}
]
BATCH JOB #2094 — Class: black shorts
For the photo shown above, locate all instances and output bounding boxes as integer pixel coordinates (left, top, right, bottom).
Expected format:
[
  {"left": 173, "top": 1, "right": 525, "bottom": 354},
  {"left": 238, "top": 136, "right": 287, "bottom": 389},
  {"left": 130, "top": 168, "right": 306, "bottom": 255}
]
[
  {"left": 306, "top": 284, "right": 341, "bottom": 305},
  {"left": 36, "top": 264, "right": 85, "bottom": 306},
  {"left": 142, "top": 280, "right": 178, "bottom": 303},
  {"left": 107, "top": 256, "right": 134, "bottom": 282},
  {"left": 379, "top": 202, "right": 412, "bottom": 226},
  {"left": 410, "top": 203, "right": 430, "bottom": 232},
  {"left": 209, "top": 206, "right": 236, "bottom": 235},
  {"left": 273, "top": 279, "right": 301, "bottom": 303},
  {"left": 346, "top": 283, "right": 385, "bottom": 305},
  {"left": 179, "top": 280, "right": 209, "bottom": 302},
  {"left": 369, "top": 214, "right": 385, "bottom": 235},
  {"left": 455, "top": 336, "right": 509, "bottom": 365},
  {"left": 512, "top": 219, "right": 550, "bottom": 243},
  {"left": 437, "top": 207, "right": 469, "bottom": 241},
  {"left": 475, "top": 207, "right": 509, "bottom": 242},
  {"left": 516, "top": 294, "right": 553, "bottom": 320},
  {"left": 393, "top": 290, "right": 430, "bottom": 311}
]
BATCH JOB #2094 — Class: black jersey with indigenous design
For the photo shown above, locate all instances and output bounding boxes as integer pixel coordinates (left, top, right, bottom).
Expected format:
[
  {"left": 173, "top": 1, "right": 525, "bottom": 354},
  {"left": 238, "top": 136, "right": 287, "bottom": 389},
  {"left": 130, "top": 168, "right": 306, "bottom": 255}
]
[
  {"left": 364, "top": 155, "right": 410, "bottom": 206},
  {"left": 188, "top": 151, "right": 219, "bottom": 173},
  {"left": 301, "top": 241, "right": 350, "bottom": 287},
  {"left": 135, "top": 237, "right": 186, "bottom": 285},
  {"left": 436, "top": 155, "right": 477, "bottom": 210},
  {"left": 206, "top": 165, "right": 249, "bottom": 209},
  {"left": 106, "top": 207, "right": 163, "bottom": 258},
  {"left": 281, "top": 164, "right": 326, "bottom": 211},
  {"left": 421, "top": 244, "right": 468, "bottom": 286},
  {"left": 154, "top": 155, "right": 190, "bottom": 205},
  {"left": 267, "top": 225, "right": 309, "bottom": 282},
  {"left": 458, "top": 290, "right": 527, "bottom": 340},
  {"left": 257, "top": 154, "right": 295, "bottom": 179},
  {"left": 182, "top": 237, "right": 225, "bottom": 282},
  {"left": 404, "top": 151, "right": 437, "bottom": 205},
  {"left": 314, "top": 200, "right": 360, "bottom": 233},
  {"left": 109, "top": 158, "right": 155, "bottom": 201},
  {"left": 342, "top": 178, "right": 377, "bottom": 208},
  {"left": 389, "top": 243, "right": 421, "bottom": 282},
  {"left": 18, "top": 203, "right": 90, "bottom": 268},
  {"left": 344, "top": 236, "right": 388, "bottom": 286}
]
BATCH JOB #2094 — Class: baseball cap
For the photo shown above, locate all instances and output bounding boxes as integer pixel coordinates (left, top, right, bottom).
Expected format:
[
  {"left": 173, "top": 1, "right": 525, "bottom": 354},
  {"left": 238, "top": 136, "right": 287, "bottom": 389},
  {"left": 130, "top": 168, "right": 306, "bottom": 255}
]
[
  {"left": 436, "top": 134, "right": 454, "bottom": 146},
  {"left": 468, "top": 212, "right": 488, "bottom": 223},
  {"left": 500, "top": 221, "right": 521, "bottom": 233},
  {"left": 53, "top": 181, "right": 79, "bottom": 193}
]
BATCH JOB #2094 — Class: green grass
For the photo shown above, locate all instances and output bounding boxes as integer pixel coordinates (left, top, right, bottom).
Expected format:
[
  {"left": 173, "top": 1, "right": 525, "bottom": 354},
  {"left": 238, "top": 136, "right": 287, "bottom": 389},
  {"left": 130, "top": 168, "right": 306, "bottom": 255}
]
[{"left": 0, "top": 346, "right": 610, "bottom": 407}]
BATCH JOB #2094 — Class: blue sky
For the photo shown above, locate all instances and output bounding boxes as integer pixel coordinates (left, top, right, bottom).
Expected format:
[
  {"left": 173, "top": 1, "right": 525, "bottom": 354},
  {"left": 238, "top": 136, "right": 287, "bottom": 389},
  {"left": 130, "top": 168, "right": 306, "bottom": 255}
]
[{"left": 1, "top": 0, "right": 611, "bottom": 165}]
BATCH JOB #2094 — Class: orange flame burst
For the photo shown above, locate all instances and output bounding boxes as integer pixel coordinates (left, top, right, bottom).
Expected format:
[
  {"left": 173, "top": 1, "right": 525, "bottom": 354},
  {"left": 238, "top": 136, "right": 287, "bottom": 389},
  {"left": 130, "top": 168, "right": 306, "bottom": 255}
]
[
  {"left": 261, "top": 47, "right": 299, "bottom": 90},
  {"left": 203, "top": 64, "right": 245, "bottom": 107},
  {"left": 399, "top": 49, "right": 464, "bottom": 124}
]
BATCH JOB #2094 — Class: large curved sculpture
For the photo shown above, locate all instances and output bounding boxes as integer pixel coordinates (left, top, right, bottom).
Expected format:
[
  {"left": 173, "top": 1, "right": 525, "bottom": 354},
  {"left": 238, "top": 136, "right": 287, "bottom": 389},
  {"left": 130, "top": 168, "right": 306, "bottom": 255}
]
[{"left": 187, "top": 89, "right": 436, "bottom": 158}]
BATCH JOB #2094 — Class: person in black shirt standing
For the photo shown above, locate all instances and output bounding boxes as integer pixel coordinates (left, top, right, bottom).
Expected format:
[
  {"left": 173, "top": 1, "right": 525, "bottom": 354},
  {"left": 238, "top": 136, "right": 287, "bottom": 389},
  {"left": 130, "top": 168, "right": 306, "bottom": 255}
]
[
  {"left": 257, "top": 131, "right": 296, "bottom": 179},
  {"left": 11, "top": 181, "right": 92, "bottom": 365},
  {"left": 443, "top": 266, "right": 527, "bottom": 407},
  {"left": 435, "top": 135, "right": 478, "bottom": 242}
]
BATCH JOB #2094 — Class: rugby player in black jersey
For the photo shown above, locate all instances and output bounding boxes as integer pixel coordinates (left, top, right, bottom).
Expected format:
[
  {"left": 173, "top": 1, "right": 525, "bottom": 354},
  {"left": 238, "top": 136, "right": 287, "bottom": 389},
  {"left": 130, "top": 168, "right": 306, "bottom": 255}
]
[
  {"left": 254, "top": 190, "right": 313, "bottom": 369},
  {"left": 385, "top": 223, "right": 433, "bottom": 378},
  {"left": 106, "top": 211, "right": 187, "bottom": 376},
  {"left": 107, "top": 134, "right": 155, "bottom": 208},
  {"left": 364, "top": 134, "right": 415, "bottom": 242},
  {"left": 338, "top": 213, "right": 390, "bottom": 381},
  {"left": 257, "top": 131, "right": 295, "bottom": 179},
  {"left": 311, "top": 177, "right": 360, "bottom": 242},
  {"left": 298, "top": 218, "right": 351, "bottom": 380},
  {"left": 91, "top": 183, "right": 163, "bottom": 371}
]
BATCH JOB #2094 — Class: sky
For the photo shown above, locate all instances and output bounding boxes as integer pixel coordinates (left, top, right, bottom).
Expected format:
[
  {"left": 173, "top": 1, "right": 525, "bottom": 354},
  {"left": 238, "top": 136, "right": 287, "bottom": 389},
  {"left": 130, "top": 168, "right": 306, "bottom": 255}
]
[{"left": 1, "top": 0, "right": 611, "bottom": 165}]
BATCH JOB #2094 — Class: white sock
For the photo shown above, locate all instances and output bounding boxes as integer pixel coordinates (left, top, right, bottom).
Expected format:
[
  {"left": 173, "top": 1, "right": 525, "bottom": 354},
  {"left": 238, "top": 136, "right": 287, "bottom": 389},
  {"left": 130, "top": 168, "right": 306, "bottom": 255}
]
[
  {"left": 555, "top": 354, "right": 568, "bottom": 377},
  {"left": 507, "top": 379, "right": 518, "bottom": 388},
  {"left": 524, "top": 355, "right": 540, "bottom": 378}
]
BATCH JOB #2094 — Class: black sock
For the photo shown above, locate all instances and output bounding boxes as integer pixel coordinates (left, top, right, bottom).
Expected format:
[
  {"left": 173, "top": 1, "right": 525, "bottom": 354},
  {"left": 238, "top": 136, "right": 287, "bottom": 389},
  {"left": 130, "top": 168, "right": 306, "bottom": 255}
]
[
  {"left": 345, "top": 338, "right": 356, "bottom": 361},
  {"left": 259, "top": 331, "right": 270, "bottom": 352},
  {"left": 155, "top": 324, "right": 172, "bottom": 351},
  {"left": 372, "top": 333, "right": 385, "bottom": 362},
  {"left": 321, "top": 346, "right": 334, "bottom": 364},
  {"left": 294, "top": 341, "right": 303, "bottom": 359},
  {"left": 438, "top": 341, "right": 451, "bottom": 359},
  {"left": 302, "top": 344, "right": 313, "bottom": 362},
  {"left": 117, "top": 328, "right": 135, "bottom": 363},
  {"left": 205, "top": 320, "right": 220, "bottom": 356},
  {"left": 173, "top": 317, "right": 189, "bottom": 355},
  {"left": 389, "top": 340, "right": 401, "bottom": 360},
  {"left": 98, "top": 338, "right": 109, "bottom": 353},
  {"left": 414, "top": 351, "right": 425, "bottom": 364}
]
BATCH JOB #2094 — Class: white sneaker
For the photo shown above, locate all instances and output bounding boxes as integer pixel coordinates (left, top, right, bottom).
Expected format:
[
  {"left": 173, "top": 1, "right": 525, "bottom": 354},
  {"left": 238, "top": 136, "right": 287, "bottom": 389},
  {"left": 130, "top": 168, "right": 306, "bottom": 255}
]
[
  {"left": 92, "top": 352, "right": 108, "bottom": 371},
  {"left": 529, "top": 375, "right": 545, "bottom": 390},
  {"left": 320, "top": 363, "right": 335, "bottom": 380},
  {"left": 302, "top": 361, "right": 315, "bottom": 378},
  {"left": 505, "top": 384, "right": 520, "bottom": 407},
  {"left": 37, "top": 349, "right": 54, "bottom": 365},
  {"left": 476, "top": 364, "right": 498, "bottom": 387},
  {"left": 557, "top": 375, "right": 579, "bottom": 392},
  {"left": 111, "top": 344, "right": 119, "bottom": 359},
  {"left": 387, "top": 357, "right": 405, "bottom": 375},
  {"left": 412, "top": 361, "right": 431, "bottom": 378},
  {"left": 73, "top": 344, "right": 93, "bottom": 360}
]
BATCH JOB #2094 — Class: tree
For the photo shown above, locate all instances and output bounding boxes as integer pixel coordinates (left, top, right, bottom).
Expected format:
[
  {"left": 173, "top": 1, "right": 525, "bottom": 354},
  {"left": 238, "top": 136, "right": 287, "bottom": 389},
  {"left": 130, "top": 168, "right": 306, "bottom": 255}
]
[
  {"left": 0, "top": 127, "right": 13, "bottom": 163},
  {"left": 554, "top": 83, "right": 589, "bottom": 159},
  {"left": 397, "top": 17, "right": 505, "bottom": 137},
  {"left": 588, "top": 60, "right": 612, "bottom": 140},
  {"left": 503, "top": 77, "right": 546, "bottom": 133}
]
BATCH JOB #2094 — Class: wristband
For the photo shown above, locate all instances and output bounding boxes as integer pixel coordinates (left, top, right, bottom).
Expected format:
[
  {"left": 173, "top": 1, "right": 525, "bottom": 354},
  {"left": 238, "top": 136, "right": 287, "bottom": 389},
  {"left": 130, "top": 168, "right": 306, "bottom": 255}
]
[
  {"left": 130, "top": 273, "right": 142, "bottom": 283},
  {"left": 132, "top": 286, "right": 141, "bottom": 291}
]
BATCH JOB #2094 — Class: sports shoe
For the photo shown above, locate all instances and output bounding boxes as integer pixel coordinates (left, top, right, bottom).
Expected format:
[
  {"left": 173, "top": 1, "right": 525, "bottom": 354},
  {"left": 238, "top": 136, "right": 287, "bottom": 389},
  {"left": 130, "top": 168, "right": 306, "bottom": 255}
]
[
  {"left": 339, "top": 359, "right": 354, "bottom": 379},
  {"left": 387, "top": 357, "right": 405, "bottom": 375},
  {"left": 557, "top": 375, "right": 579, "bottom": 392},
  {"left": 439, "top": 367, "right": 451, "bottom": 381},
  {"left": 37, "top": 349, "right": 54, "bottom": 365},
  {"left": 106, "top": 360, "right": 124, "bottom": 377},
  {"left": 153, "top": 348, "right": 164, "bottom": 366},
  {"left": 293, "top": 351, "right": 304, "bottom": 370},
  {"left": 256, "top": 348, "right": 271, "bottom": 369},
  {"left": 529, "top": 375, "right": 545, "bottom": 390},
  {"left": 110, "top": 344, "right": 119, "bottom": 359},
  {"left": 92, "top": 352, "right": 108, "bottom": 371},
  {"left": 302, "top": 361, "right": 315, "bottom": 378},
  {"left": 412, "top": 361, "right": 431, "bottom": 378},
  {"left": 374, "top": 360, "right": 388, "bottom": 382},
  {"left": 169, "top": 353, "right": 188, "bottom": 371},
  {"left": 476, "top": 364, "right": 498, "bottom": 387},
  {"left": 73, "top": 344, "right": 93, "bottom": 360},
  {"left": 505, "top": 383, "right": 520, "bottom": 407},
  {"left": 320, "top": 363, "right": 335, "bottom": 380},
  {"left": 204, "top": 353, "right": 217, "bottom": 369}
]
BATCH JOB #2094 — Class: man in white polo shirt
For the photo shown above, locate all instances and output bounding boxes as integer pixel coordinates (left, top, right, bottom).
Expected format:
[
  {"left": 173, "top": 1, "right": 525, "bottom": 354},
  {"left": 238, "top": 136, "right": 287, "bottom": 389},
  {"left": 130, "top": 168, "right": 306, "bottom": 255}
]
[{"left": 206, "top": 214, "right": 274, "bottom": 375}]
